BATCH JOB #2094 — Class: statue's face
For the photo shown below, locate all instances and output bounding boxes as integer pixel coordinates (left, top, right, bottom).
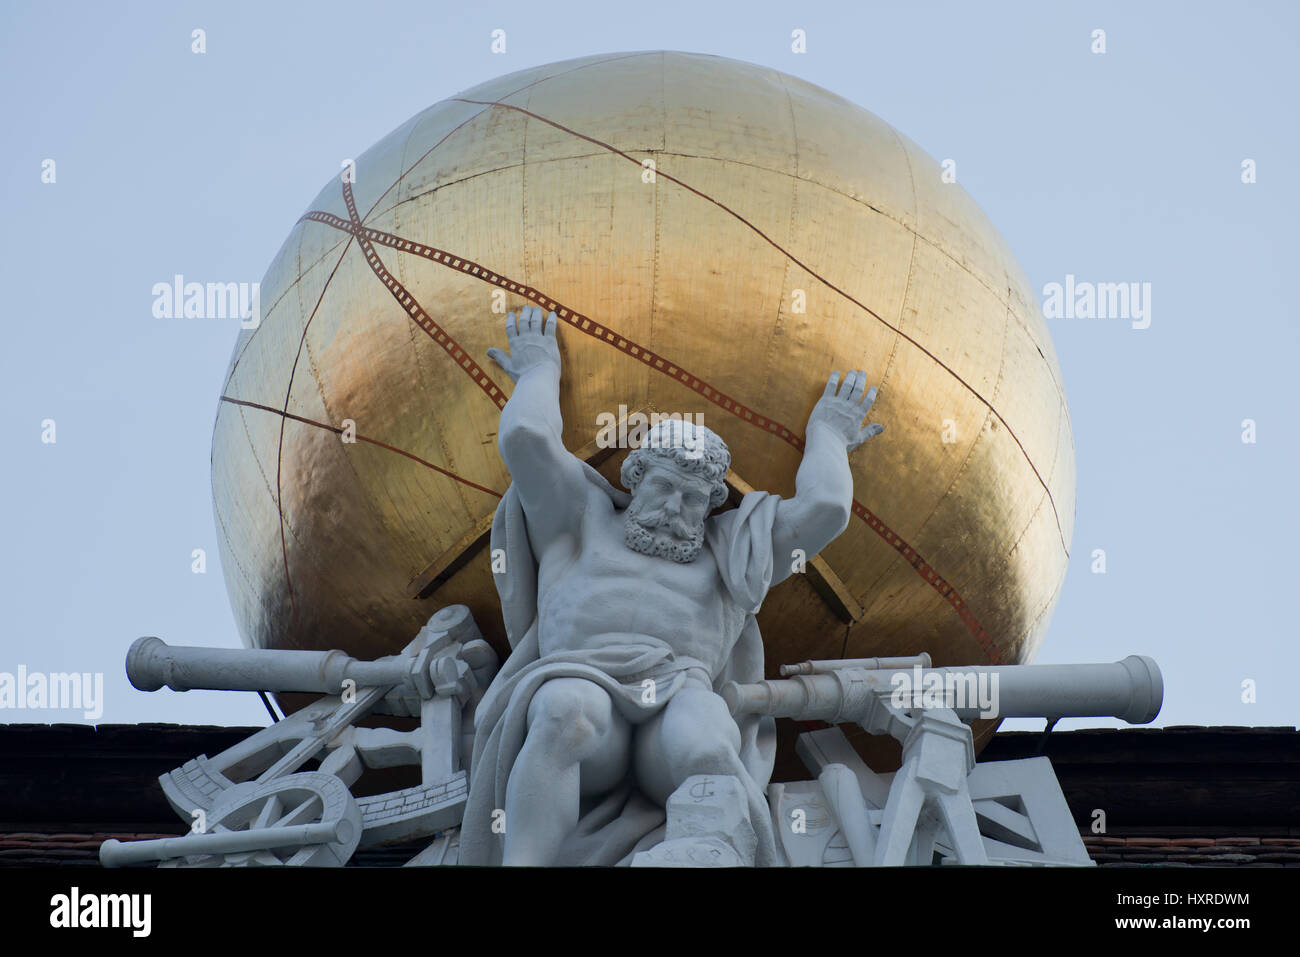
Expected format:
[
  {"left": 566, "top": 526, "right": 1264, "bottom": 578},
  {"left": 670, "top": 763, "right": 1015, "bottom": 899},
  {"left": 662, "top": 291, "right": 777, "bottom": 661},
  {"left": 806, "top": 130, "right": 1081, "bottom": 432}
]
[{"left": 623, "top": 459, "right": 713, "bottom": 563}]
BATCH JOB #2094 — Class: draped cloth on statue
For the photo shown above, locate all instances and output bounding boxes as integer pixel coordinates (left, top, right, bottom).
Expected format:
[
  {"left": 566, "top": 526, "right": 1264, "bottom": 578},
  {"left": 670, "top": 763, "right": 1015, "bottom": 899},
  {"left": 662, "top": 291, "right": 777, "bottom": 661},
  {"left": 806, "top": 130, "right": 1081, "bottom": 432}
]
[{"left": 458, "top": 462, "right": 780, "bottom": 866}]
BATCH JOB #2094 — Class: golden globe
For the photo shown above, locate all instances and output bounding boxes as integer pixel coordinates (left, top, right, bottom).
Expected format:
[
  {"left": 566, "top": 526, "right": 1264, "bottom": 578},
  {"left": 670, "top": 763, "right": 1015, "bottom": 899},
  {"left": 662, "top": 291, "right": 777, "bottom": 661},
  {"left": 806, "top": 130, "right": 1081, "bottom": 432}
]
[{"left": 212, "top": 52, "right": 1074, "bottom": 757}]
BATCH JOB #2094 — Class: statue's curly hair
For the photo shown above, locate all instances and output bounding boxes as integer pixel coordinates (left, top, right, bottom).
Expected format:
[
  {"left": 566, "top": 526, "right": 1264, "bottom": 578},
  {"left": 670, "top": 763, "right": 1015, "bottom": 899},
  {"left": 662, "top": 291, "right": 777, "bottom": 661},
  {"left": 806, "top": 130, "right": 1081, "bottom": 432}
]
[{"left": 620, "top": 419, "right": 731, "bottom": 509}]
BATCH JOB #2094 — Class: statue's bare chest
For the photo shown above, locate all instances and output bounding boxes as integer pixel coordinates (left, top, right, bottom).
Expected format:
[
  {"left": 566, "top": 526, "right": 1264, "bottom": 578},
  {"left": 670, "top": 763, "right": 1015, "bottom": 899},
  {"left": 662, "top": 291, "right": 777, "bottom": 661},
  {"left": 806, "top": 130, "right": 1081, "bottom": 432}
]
[{"left": 534, "top": 500, "right": 742, "bottom": 667}]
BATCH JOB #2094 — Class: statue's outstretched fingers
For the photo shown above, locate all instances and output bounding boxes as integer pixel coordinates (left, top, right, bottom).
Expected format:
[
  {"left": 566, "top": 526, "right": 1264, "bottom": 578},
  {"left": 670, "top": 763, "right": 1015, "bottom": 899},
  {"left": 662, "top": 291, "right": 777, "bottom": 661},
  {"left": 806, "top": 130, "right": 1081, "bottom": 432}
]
[
  {"left": 847, "top": 422, "right": 883, "bottom": 450},
  {"left": 841, "top": 370, "right": 859, "bottom": 400},
  {"left": 864, "top": 385, "right": 879, "bottom": 408},
  {"left": 505, "top": 311, "right": 518, "bottom": 339},
  {"left": 848, "top": 369, "right": 866, "bottom": 403},
  {"left": 825, "top": 370, "right": 842, "bottom": 397},
  {"left": 545, "top": 310, "right": 558, "bottom": 337}
]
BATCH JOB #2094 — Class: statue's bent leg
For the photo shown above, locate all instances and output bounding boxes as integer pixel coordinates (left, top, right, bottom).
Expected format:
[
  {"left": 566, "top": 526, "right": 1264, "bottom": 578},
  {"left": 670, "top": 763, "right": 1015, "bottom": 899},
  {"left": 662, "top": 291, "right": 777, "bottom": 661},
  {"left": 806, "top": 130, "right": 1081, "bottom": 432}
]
[
  {"left": 503, "top": 677, "right": 630, "bottom": 866},
  {"left": 633, "top": 683, "right": 776, "bottom": 861},
  {"left": 632, "top": 683, "right": 743, "bottom": 803}
]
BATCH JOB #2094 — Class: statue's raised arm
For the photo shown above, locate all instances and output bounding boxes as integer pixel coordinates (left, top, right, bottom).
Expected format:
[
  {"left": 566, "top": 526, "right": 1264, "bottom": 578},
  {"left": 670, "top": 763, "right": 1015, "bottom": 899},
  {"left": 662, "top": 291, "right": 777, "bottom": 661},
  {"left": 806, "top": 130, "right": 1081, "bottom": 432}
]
[
  {"left": 769, "top": 369, "right": 884, "bottom": 586},
  {"left": 486, "top": 305, "right": 588, "bottom": 545}
]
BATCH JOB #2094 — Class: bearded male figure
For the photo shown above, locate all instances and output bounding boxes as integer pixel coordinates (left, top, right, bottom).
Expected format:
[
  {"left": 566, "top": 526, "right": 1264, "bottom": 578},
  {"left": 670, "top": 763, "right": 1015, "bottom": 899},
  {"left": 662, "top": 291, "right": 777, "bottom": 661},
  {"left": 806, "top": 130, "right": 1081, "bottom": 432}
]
[{"left": 459, "top": 305, "right": 884, "bottom": 866}]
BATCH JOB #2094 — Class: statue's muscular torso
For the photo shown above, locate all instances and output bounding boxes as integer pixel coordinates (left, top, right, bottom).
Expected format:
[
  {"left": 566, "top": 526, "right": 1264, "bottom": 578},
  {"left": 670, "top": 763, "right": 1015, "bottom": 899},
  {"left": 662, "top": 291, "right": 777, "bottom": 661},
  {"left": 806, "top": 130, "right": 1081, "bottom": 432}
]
[{"left": 532, "top": 483, "right": 747, "bottom": 679}]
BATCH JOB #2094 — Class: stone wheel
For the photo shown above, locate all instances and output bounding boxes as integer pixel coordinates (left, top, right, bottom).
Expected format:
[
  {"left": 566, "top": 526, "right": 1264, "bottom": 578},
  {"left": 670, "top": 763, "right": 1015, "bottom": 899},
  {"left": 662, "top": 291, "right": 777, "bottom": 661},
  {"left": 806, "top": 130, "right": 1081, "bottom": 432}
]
[{"left": 162, "top": 772, "right": 362, "bottom": 867}]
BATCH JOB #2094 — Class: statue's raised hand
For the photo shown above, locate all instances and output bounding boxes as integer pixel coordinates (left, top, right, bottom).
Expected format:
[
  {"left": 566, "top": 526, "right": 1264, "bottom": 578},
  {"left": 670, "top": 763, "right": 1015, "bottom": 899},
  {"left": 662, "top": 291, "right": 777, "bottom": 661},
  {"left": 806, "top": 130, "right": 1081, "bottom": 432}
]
[
  {"left": 486, "top": 305, "right": 561, "bottom": 383},
  {"left": 807, "top": 369, "right": 884, "bottom": 451}
]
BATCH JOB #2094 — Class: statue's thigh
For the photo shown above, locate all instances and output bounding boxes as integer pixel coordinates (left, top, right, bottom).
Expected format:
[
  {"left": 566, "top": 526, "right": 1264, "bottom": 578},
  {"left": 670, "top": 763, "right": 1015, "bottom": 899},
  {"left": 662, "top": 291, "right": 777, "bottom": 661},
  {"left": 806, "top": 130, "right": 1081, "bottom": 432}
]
[
  {"left": 634, "top": 686, "right": 742, "bottom": 805},
  {"left": 578, "top": 701, "right": 632, "bottom": 797},
  {"left": 525, "top": 677, "right": 630, "bottom": 796}
]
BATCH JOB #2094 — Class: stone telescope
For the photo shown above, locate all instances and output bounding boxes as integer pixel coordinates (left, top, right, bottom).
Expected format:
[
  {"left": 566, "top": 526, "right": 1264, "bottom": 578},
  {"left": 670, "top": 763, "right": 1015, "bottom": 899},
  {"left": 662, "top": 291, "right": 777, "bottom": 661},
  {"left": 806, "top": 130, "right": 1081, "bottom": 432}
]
[{"left": 101, "top": 612, "right": 1161, "bottom": 867}]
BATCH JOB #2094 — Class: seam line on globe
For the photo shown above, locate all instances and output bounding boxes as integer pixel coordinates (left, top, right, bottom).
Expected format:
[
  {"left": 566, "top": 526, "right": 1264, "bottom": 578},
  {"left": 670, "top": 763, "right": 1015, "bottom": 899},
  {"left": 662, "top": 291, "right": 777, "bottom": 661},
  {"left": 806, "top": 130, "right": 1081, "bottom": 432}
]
[
  {"left": 274, "top": 240, "right": 352, "bottom": 620},
  {"left": 220, "top": 396, "right": 503, "bottom": 499}
]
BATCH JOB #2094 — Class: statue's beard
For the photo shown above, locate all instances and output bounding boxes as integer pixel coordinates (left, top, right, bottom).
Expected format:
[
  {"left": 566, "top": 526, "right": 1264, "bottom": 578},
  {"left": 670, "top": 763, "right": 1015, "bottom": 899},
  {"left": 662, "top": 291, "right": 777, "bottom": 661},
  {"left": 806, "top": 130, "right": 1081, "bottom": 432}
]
[{"left": 623, "top": 500, "right": 705, "bottom": 563}]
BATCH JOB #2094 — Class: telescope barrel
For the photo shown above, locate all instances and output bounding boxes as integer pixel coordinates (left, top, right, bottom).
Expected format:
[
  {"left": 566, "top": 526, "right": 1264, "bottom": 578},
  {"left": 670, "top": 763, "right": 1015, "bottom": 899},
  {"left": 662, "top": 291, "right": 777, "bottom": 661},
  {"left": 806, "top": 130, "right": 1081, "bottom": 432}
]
[
  {"left": 126, "top": 637, "right": 415, "bottom": 694},
  {"left": 100, "top": 821, "right": 346, "bottom": 867},
  {"left": 780, "top": 653, "right": 931, "bottom": 676},
  {"left": 971, "top": 656, "right": 1163, "bottom": 723},
  {"left": 723, "top": 656, "right": 1162, "bottom": 725}
]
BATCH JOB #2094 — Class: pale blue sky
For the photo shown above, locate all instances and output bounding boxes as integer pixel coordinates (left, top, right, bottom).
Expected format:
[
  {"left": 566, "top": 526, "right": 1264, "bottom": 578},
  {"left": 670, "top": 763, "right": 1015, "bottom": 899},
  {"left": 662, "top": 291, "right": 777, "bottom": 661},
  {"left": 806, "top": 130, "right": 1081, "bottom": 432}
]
[{"left": 1, "top": 1, "right": 1296, "bottom": 732}]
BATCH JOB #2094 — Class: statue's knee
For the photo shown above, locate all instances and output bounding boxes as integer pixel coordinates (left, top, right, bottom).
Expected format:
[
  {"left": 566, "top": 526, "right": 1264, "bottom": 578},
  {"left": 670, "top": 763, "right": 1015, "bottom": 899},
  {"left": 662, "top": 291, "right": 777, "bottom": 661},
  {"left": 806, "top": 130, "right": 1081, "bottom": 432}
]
[
  {"left": 526, "top": 679, "right": 611, "bottom": 756},
  {"left": 674, "top": 731, "right": 740, "bottom": 776},
  {"left": 664, "top": 694, "right": 742, "bottom": 776}
]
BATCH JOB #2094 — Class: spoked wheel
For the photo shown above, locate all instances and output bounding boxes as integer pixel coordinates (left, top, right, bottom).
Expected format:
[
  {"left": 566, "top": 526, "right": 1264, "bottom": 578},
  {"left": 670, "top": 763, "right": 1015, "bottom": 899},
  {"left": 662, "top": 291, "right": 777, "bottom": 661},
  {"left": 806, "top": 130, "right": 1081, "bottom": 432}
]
[{"left": 160, "top": 772, "right": 361, "bottom": 868}]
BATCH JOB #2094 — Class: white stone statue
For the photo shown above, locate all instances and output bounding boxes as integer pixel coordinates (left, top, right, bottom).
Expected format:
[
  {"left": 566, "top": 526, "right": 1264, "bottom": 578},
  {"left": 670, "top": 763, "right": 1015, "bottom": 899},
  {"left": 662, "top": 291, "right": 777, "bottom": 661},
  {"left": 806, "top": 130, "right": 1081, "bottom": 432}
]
[{"left": 459, "top": 305, "right": 884, "bottom": 865}]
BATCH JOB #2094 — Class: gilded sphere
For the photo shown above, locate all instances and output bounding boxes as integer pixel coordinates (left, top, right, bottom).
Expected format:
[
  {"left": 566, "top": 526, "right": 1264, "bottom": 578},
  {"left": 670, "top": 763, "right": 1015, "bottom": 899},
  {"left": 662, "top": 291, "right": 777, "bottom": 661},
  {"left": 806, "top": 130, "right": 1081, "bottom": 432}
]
[{"left": 213, "top": 52, "right": 1074, "bottom": 702}]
